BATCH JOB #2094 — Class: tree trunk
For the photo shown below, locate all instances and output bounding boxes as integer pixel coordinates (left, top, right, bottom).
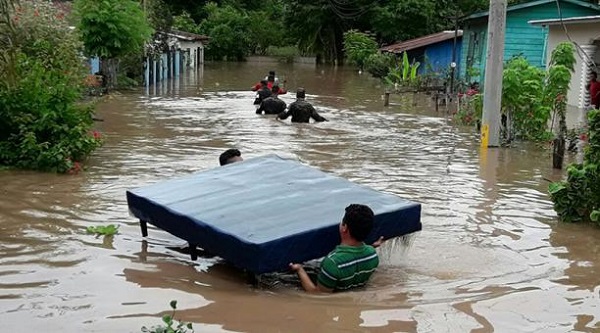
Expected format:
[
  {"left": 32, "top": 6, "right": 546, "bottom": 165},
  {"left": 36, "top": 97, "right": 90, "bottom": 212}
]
[
  {"left": 553, "top": 108, "right": 568, "bottom": 169},
  {"left": 553, "top": 137, "right": 565, "bottom": 169},
  {"left": 100, "top": 58, "right": 119, "bottom": 90}
]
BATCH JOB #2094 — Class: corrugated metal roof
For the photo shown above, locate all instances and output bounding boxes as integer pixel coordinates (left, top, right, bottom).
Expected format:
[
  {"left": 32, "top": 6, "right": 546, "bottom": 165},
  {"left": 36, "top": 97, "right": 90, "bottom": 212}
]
[
  {"left": 529, "top": 14, "right": 600, "bottom": 25},
  {"left": 463, "top": 0, "right": 600, "bottom": 21},
  {"left": 380, "top": 30, "right": 463, "bottom": 54},
  {"left": 166, "top": 29, "right": 210, "bottom": 42}
]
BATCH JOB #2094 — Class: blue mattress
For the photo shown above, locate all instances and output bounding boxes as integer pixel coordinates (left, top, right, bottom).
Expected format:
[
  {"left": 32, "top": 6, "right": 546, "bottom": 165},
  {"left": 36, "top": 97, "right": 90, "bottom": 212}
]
[{"left": 126, "top": 154, "right": 421, "bottom": 274}]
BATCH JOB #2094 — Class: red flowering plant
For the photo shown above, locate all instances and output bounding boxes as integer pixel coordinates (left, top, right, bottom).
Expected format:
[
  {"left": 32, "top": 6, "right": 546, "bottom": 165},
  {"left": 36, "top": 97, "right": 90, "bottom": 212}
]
[{"left": 0, "top": 0, "right": 102, "bottom": 173}]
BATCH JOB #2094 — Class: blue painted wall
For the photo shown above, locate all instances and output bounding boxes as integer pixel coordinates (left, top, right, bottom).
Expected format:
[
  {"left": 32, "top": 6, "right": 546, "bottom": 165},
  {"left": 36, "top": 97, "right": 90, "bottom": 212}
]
[
  {"left": 460, "top": 1, "right": 600, "bottom": 84},
  {"left": 423, "top": 39, "right": 463, "bottom": 76}
]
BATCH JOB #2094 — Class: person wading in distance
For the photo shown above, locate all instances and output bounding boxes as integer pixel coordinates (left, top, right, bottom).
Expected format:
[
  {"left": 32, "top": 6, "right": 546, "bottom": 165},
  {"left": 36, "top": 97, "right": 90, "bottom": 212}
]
[{"left": 277, "top": 88, "right": 327, "bottom": 123}]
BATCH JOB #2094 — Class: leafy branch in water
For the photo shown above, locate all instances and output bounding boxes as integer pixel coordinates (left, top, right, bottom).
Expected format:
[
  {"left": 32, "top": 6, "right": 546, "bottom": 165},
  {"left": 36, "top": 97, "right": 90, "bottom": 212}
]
[
  {"left": 86, "top": 224, "right": 119, "bottom": 236},
  {"left": 142, "top": 300, "right": 194, "bottom": 333}
]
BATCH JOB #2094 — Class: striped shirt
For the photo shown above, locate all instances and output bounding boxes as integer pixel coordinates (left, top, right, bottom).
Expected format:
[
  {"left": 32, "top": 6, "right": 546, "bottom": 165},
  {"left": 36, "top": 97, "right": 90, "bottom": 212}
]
[{"left": 317, "top": 244, "right": 379, "bottom": 291}]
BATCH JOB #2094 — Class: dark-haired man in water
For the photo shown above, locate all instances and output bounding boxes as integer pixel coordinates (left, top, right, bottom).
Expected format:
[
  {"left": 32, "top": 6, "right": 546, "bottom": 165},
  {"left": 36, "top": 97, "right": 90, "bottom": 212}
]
[
  {"left": 219, "top": 149, "right": 243, "bottom": 166},
  {"left": 289, "top": 204, "right": 384, "bottom": 293},
  {"left": 277, "top": 88, "right": 327, "bottom": 123}
]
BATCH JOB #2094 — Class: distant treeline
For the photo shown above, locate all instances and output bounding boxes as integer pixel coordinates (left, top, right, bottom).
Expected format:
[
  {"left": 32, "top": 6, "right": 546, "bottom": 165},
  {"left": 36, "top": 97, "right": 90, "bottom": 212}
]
[{"left": 162, "top": 0, "right": 548, "bottom": 63}]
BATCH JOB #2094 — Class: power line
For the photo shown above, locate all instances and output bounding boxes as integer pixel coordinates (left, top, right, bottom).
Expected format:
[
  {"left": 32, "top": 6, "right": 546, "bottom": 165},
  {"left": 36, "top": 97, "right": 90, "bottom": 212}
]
[{"left": 554, "top": 0, "right": 597, "bottom": 71}]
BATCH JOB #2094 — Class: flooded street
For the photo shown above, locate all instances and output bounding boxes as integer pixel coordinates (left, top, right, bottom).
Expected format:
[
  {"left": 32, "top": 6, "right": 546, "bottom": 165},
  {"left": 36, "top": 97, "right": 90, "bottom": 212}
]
[{"left": 1, "top": 61, "right": 600, "bottom": 332}]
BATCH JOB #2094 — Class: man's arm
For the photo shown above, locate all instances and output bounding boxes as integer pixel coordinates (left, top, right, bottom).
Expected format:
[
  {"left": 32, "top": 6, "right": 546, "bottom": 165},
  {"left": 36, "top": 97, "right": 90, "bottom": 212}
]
[
  {"left": 372, "top": 236, "right": 385, "bottom": 248},
  {"left": 310, "top": 106, "right": 328, "bottom": 122},
  {"left": 277, "top": 105, "right": 291, "bottom": 120},
  {"left": 289, "top": 263, "right": 333, "bottom": 293}
]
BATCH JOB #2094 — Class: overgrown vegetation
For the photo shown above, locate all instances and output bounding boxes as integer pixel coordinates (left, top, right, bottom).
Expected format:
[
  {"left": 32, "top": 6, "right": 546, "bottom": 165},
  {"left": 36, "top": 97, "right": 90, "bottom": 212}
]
[
  {"left": 454, "top": 43, "right": 575, "bottom": 146},
  {"left": 142, "top": 300, "right": 194, "bottom": 333},
  {"left": 343, "top": 30, "right": 379, "bottom": 71},
  {"left": 0, "top": 0, "right": 102, "bottom": 173},
  {"left": 549, "top": 110, "right": 600, "bottom": 224}
]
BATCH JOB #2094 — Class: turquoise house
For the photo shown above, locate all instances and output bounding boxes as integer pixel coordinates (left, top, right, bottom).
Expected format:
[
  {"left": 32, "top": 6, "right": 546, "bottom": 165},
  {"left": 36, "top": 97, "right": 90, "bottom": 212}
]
[{"left": 460, "top": 0, "right": 600, "bottom": 84}]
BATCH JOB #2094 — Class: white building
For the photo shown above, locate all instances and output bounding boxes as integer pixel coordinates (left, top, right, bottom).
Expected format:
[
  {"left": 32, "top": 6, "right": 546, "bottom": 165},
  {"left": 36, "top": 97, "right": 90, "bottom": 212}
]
[
  {"left": 530, "top": 16, "right": 600, "bottom": 127},
  {"left": 164, "top": 29, "right": 210, "bottom": 68}
]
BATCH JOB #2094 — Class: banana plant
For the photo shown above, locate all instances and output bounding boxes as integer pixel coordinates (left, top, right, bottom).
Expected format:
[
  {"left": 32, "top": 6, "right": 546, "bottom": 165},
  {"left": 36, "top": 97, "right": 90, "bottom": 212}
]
[{"left": 384, "top": 51, "right": 420, "bottom": 90}]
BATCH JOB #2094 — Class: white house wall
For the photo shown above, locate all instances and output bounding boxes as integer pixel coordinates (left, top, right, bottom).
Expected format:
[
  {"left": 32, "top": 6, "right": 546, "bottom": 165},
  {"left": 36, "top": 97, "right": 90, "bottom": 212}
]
[
  {"left": 546, "top": 22, "right": 600, "bottom": 128},
  {"left": 177, "top": 41, "right": 204, "bottom": 68},
  {"left": 547, "top": 23, "right": 600, "bottom": 108}
]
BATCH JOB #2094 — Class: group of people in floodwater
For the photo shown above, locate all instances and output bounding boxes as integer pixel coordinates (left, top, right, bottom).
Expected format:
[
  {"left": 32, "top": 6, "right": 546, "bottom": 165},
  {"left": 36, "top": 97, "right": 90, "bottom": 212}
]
[{"left": 251, "top": 70, "right": 328, "bottom": 123}]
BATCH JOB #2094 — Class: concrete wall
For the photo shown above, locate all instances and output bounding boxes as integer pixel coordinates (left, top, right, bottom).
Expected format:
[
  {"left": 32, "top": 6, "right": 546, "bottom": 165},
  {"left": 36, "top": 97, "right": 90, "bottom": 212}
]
[{"left": 547, "top": 22, "right": 600, "bottom": 109}]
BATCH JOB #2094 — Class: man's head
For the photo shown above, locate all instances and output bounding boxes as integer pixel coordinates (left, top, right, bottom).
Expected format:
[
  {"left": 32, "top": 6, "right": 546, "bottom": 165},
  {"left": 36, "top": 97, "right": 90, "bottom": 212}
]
[
  {"left": 340, "top": 204, "right": 375, "bottom": 242},
  {"left": 592, "top": 72, "right": 598, "bottom": 80},
  {"left": 296, "top": 88, "right": 306, "bottom": 99},
  {"left": 260, "top": 79, "right": 268, "bottom": 87},
  {"left": 219, "top": 149, "right": 243, "bottom": 166}
]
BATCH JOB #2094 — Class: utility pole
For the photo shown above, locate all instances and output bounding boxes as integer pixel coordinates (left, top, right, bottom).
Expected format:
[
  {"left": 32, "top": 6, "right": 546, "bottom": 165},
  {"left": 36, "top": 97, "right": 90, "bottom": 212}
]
[
  {"left": 450, "top": 10, "right": 459, "bottom": 96},
  {"left": 480, "top": 0, "right": 507, "bottom": 148}
]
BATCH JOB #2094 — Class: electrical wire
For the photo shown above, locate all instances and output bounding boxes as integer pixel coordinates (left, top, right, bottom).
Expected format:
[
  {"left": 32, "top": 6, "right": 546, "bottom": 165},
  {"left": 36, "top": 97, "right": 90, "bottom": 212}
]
[
  {"left": 326, "top": 0, "right": 371, "bottom": 20},
  {"left": 554, "top": 0, "right": 597, "bottom": 71}
]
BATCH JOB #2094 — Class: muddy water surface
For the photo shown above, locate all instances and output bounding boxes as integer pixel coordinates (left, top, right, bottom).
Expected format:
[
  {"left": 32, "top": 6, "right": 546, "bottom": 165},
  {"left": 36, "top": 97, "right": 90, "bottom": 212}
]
[{"left": 1, "top": 62, "right": 600, "bottom": 332}]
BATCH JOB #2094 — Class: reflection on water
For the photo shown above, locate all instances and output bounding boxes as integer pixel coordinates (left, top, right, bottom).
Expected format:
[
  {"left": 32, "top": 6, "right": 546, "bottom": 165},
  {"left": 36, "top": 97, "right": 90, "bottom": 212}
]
[{"left": 1, "top": 61, "right": 600, "bottom": 332}]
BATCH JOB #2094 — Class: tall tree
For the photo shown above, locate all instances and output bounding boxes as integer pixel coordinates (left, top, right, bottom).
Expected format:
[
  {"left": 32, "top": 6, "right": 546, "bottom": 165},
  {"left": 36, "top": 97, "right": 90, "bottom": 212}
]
[
  {"left": 74, "top": 0, "right": 153, "bottom": 88},
  {"left": 198, "top": 3, "right": 251, "bottom": 60}
]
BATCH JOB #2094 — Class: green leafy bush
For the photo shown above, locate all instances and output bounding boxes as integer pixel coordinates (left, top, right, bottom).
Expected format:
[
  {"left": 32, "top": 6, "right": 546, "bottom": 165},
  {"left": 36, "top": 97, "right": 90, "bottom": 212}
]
[
  {"left": 550, "top": 110, "right": 600, "bottom": 223},
  {"left": 501, "top": 56, "right": 550, "bottom": 141},
  {"left": 343, "top": 30, "right": 379, "bottom": 70},
  {"left": 364, "top": 52, "right": 394, "bottom": 78},
  {"left": 0, "top": 0, "right": 102, "bottom": 173}
]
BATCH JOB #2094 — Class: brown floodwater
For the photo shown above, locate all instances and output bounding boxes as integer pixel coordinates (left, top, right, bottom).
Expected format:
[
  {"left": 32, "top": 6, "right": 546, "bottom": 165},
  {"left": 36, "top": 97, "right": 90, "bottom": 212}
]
[{"left": 1, "top": 61, "right": 600, "bottom": 332}]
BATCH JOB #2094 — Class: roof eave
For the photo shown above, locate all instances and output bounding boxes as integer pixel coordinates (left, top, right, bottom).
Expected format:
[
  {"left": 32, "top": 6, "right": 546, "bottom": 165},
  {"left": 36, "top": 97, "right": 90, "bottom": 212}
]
[
  {"left": 529, "top": 15, "right": 600, "bottom": 25},
  {"left": 464, "top": 0, "right": 600, "bottom": 22}
]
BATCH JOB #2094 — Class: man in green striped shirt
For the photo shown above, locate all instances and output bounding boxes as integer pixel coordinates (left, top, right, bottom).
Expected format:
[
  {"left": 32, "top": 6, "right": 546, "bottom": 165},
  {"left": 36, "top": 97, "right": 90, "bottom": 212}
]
[{"left": 289, "top": 204, "right": 384, "bottom": 293}]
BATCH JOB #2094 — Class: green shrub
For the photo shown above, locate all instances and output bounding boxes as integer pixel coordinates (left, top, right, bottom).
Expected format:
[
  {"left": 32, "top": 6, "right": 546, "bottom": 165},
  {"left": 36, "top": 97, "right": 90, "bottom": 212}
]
[
  {"left": 502, "top": 56, "right": 550, "bottom": 141},
  {"left": 343, "top": 30, "right": 378, "bottom": 70},
  {"left": 364, "top": 53, "right": 394, "bottom": 78},
  {"left": 550, "top": 110, "right": 600, "bottom": 223},
  {"left": 0, "top": 0, "right": 102, "bottom": 173}
]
